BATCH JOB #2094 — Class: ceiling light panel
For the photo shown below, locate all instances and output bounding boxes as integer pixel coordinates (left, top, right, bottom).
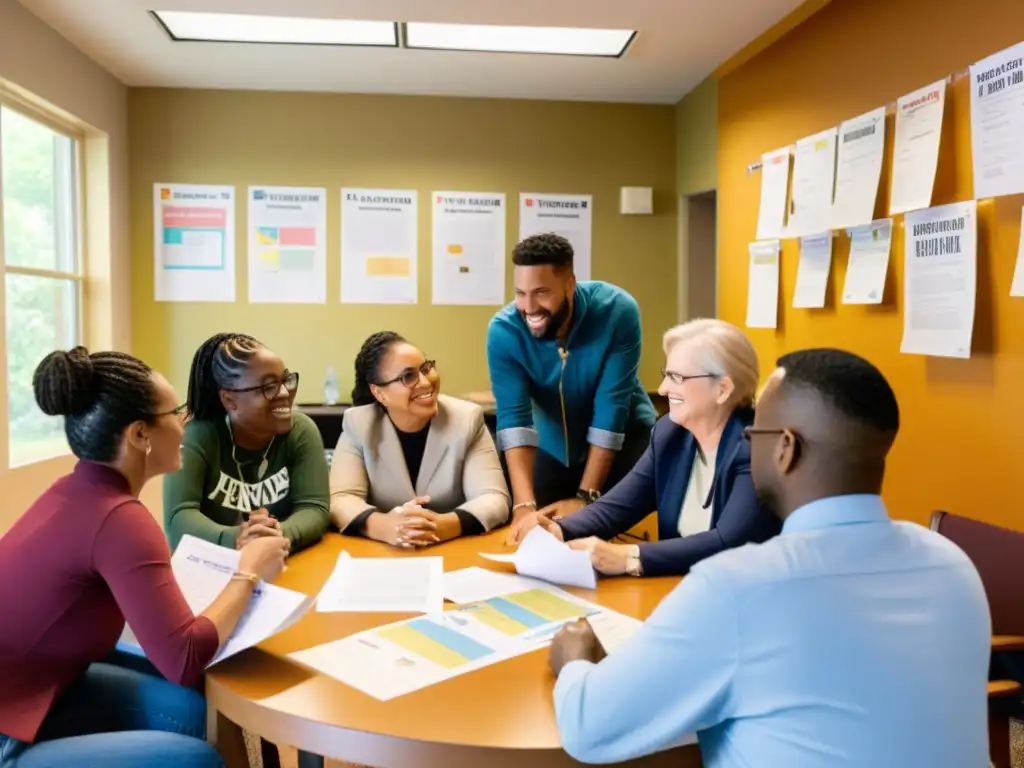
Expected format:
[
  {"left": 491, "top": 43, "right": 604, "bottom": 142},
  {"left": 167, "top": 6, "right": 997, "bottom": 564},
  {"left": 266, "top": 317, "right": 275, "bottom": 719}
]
[
  {"left": 405, "top": 22, "right": 635, "bottom": 57},
  {"left": 152, "top": 11, "right": 398, "bottom": 46}
]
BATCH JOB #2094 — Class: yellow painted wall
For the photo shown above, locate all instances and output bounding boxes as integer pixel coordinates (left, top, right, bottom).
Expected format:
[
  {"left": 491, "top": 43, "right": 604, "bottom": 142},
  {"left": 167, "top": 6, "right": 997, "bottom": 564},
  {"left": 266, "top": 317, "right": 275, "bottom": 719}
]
[
  {"left": 675, "top": 78, "right": 718, "bottom": 196},
  {"left": 0, "top": 0, "right": 131, "bottom": 532},
  {"left": 129, "top": 89, "right": 678, "bottom": 400},
  {"left": 717, "top": 0, "right": 1024, "bottom": 529}
]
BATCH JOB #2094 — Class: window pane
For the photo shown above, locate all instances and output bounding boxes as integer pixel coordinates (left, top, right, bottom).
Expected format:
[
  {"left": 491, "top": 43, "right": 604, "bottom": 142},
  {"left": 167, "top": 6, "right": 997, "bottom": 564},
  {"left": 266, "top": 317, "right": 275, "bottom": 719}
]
[
  {"left": 1, "top": 106, "right": 78, "bottom": 273},
  {"left": 6, "top": 274, "right": 79, "bottom": 467}
]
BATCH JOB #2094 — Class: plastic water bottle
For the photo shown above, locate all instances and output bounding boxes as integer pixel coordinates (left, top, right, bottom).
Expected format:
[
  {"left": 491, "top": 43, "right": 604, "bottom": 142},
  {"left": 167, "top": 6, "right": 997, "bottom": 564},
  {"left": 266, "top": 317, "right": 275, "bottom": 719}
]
[{"left": 323, "top": 366, "right": 340, "bottom": 405}]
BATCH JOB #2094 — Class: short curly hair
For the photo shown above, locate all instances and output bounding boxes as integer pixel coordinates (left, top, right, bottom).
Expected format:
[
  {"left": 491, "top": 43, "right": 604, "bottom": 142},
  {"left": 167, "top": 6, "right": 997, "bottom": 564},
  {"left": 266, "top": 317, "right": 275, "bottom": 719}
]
[{"left": 512, "top": 233, "right": 573, "bottom": 270}]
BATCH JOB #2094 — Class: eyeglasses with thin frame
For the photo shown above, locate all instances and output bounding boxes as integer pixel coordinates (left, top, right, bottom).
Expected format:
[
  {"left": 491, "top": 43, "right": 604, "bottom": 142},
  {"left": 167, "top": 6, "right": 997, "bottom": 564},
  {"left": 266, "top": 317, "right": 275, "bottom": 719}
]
[
  {"left": 660, "top": 369, "right": 718, "bottom": 386},
  {"left": 225, "top": 371, "right": 300, "bottom": 401},
  {"left": 377, "top": 360, "right": 437, "bottom": 389},
  {"left": 154, "top": 403, "right": 190, "bottom": 422}
]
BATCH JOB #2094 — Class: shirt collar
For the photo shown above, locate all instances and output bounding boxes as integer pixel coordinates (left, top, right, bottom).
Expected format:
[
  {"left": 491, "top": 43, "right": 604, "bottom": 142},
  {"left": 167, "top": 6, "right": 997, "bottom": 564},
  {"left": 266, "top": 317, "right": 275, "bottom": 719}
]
[
  {"left": 782, "top": 494, "right": 890, "bottom": 535},
  {"left": 73, "top": 460, "right": 132, "bottom": 493}
]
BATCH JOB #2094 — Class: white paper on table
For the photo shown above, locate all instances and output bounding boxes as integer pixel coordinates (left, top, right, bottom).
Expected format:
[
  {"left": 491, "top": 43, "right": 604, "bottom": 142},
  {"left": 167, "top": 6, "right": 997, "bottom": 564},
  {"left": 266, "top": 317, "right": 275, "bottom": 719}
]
[
  {"left": 170, "top": 535, "right": 313, "bottom": 666},
  {"left": 756, "top": 146, "right": 791, "bottom": 240},
  {"left": 519, "top": 193, "right": 593, "bottom": 280},
  {"left": 789, "top": 128, "right": 837, "bottom": 237},
  {"left": 890, "top": 80, "right": 946, "bottom": 215},
  {"left": 340, "top": 188, "right": 418, "bottom": 304},
  {"left": 793, "top": 233, "right": 833, "bottom": 309},
  {"left": 290, "top": 584, "right": 612, "bottom": 701},
  {"left": 587, "top": 611, "right": 642, "bottom": 655},
  {"left": 431, "top": 192, "right": 506, "bottom": 306},
  {"left": 900, "top": 201, "right": 977, "bottom": 359},
  {"left": 247, "top": 186, "right": 327, "bottom": 304},
  {"left": 317, "top": 552, "right": 444, "bottom": 614},
  {"left": 970, "top": 42, "right": 1024, "bottom": 200},
  {"left": 479, "top": 527, "right": 597, "bottom": 589},
  {"left": 745, "top": 240, "right": 781, "bottom": 329},
  {"left": 831, "top": 107, "right": 886, "bottom": 230},
  {"left": 153, "top": 183, "right": 236, "bottom": 302},
  {"left": 843, "top": 219, "right": 893, "bottom": 305},
  {"left": 1011, "top": 208, "right": 1024, "bottom": 298},
  {"left": 443, "top": 567, "right": 547, "bottom": 604}
]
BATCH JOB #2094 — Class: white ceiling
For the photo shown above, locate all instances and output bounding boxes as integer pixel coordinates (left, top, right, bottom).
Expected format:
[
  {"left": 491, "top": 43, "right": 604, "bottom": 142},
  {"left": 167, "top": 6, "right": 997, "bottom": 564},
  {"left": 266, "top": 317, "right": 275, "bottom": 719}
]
[{"left": 15, "top": 0, "right": 808, "bottom": 104}]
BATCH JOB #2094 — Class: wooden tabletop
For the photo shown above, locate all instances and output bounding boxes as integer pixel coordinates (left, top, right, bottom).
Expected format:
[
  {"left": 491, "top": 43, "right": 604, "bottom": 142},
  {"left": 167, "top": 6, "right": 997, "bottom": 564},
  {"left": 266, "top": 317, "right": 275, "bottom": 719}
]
[
  {"left": 205, "top": 531, "right": 701, "bottom": 767},
  {"left": 992, "top": 635, "right": 1024, "bottom": 652}
]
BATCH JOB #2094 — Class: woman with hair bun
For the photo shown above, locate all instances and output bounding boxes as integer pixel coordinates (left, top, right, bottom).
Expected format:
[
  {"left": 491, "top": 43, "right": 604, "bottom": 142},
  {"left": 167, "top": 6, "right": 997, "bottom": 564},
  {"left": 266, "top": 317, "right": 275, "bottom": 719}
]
[
  {"left": 0, "top": 347, "right": 288, "bottom": 766},
  {"left": 163, "top": 333, "right": 330, "bottom": 555},
  {"left": 330, "top": 331, "right": 509, "bottom": 546}
]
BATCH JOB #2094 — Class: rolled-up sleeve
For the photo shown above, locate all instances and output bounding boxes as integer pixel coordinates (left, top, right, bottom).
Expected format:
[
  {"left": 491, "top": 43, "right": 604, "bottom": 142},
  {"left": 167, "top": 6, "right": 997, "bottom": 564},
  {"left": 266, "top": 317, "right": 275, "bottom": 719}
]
[
  {"left": 554, "top": 570, "right": 738, "bottom": 763},
  {"left": 486, "top": 319, "right": 538, "bottom": 452},
  {"left": 94, "top": 502, "right": 219, "bottom": 687},
  {"left": 589, "top": 297, "right": 643, "bottom": 451}
]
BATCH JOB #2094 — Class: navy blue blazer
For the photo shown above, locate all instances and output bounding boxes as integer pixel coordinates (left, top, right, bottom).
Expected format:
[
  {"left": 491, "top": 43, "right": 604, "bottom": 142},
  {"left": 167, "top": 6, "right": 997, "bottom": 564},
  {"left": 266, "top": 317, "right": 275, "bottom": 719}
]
[{"left": 557, "top": 409, "right": 779, "bottom": 577}]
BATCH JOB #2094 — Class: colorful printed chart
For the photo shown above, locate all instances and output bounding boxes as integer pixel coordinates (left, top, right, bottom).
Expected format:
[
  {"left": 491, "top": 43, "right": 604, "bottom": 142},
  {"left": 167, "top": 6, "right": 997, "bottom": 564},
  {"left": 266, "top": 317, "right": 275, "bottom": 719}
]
[
  {"left": 153, "top": 183, "right": 236, "bottom": 302},
  {"left": 289, "top": 587, "right": 608, "bottom": 701},
  {"left": 247, "top": 187, "right": 327, "bottom": 303}
]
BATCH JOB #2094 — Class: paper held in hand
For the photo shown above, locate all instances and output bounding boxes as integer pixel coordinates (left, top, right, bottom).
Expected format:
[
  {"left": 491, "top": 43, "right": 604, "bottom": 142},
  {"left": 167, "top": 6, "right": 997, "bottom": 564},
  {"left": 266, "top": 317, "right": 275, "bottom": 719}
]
[
  {"left": 479, "top": 526, "right": 597, "bottom": 589},
  {"left": 170, "top": 535, "right": 313, "bottom": 666}
]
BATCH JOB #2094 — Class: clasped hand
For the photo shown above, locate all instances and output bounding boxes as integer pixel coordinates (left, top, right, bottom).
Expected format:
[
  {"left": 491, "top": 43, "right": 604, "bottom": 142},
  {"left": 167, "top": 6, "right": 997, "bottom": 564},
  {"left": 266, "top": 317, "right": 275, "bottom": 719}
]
[
  {"left": 236, "top": 508, "right": 289, "bottom": 552},
  {"left": 371, "top": 497, "right": 461, "bottom": 549}
]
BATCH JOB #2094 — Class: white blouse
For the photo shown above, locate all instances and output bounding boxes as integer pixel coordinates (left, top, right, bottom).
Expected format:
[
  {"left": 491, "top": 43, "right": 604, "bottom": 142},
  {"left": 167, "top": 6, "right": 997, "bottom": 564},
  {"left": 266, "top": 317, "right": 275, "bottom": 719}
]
[{"left": 677, "top": 447, "right": 716, "bottom": 537}]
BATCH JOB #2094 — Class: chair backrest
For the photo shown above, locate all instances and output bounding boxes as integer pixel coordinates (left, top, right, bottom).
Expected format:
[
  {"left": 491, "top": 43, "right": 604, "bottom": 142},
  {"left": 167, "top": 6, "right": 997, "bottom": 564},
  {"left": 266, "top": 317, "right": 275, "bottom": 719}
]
[{"left": 931, "top": 510, "right": 1024, "bottom": 636}]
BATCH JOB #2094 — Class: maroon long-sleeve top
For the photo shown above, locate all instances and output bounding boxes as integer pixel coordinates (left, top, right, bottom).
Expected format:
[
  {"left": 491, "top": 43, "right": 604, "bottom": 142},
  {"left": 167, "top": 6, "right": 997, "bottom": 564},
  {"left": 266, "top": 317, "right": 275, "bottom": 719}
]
[{"left": 0, "top": 462, "right": 220, "bottom": 742}]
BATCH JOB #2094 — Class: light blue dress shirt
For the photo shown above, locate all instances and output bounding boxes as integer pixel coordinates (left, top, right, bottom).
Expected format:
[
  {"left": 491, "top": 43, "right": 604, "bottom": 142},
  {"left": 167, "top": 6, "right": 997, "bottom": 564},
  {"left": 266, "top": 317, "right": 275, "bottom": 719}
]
[{"left": 554, "top": 494, "right": 991, "bottom": 767}]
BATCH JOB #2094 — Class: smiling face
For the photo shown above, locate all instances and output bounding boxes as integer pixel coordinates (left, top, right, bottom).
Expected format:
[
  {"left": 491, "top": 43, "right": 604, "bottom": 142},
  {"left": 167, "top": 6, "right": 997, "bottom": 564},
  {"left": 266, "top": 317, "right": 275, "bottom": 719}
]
[
  {"left": 513, "top": 264, "right": 575, "bottom": 339},
  {"left": 371, "top": 342, "right": 440, "bottom": 423},
  {"left": 221, "top": 347, "right": 297, "bottom": 440},
  {"left": 657, "top": 339, "right": 734, "bottom": 430}
]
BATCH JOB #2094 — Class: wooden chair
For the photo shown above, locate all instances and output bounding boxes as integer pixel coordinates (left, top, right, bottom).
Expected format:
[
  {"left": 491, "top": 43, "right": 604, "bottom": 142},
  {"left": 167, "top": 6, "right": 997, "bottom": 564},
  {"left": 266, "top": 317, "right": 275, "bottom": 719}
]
[{"left": 932, "top": 511, "right": 1024, "bottom": 767}]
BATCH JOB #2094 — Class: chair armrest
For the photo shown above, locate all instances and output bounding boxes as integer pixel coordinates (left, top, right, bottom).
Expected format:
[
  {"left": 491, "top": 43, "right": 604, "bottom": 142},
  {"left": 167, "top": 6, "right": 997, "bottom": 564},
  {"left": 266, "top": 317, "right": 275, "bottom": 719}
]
[{"left": 992, "top": 635, "right": 1024, "bottom": 652}]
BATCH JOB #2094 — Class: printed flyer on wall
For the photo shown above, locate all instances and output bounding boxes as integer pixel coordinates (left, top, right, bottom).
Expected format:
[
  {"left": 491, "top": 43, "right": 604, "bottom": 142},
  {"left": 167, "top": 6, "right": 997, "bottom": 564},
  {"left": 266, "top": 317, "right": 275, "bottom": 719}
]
[
  {"left": 153, "top": 183, "right": 235, "bottom": 302},
  {"left": 248, "top": 186, "right": 327, "bottom": 304}
]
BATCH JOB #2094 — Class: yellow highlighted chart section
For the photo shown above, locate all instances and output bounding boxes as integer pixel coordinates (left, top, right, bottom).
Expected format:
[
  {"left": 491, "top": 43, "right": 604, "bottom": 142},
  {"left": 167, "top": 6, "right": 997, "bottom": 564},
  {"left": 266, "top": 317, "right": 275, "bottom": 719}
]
[
  {"left": 504, "top": 589, "right": 592, "bottom": 622},
  {"left": 376, "top": 624, "right": 466, "bottom": 670},
  {"left": 365, "top": 256, "right": 411, "bottom": 277},
  {"left": 459, "top": 601, "right": 530, "bottom": 636}
]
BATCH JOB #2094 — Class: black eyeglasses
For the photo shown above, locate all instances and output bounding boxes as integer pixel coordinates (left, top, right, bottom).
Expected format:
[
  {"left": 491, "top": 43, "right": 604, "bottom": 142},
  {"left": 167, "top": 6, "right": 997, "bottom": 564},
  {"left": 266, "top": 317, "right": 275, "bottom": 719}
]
[
  {"left": 743, "top": 426, "right": 786, "bottom": 442},
  {"left": 154, "top": 403, "right": 189, "bottom": 421},
  {"left": 225, "top": 371, "right": 300, "bottom": 400},
  {"left": 377, "top": 360, "right": 436, "bottom": 389},
  {"left": 660, "top": 370, "right": 718, "bottom": 386}
]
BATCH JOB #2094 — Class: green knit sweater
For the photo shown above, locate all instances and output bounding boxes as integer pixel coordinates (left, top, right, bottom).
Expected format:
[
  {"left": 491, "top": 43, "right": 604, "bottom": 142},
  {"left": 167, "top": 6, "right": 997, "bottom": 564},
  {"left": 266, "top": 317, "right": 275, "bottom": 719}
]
[{"left": 163, "top": 412, "right": 330, "bottom": 553}]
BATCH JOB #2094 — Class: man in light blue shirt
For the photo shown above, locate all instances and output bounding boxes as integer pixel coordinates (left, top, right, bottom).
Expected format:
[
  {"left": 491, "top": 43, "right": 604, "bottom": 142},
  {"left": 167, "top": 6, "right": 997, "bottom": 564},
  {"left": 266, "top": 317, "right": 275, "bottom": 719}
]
[{"left": 549, "top": 348, "right": 991, "bottom": 767}]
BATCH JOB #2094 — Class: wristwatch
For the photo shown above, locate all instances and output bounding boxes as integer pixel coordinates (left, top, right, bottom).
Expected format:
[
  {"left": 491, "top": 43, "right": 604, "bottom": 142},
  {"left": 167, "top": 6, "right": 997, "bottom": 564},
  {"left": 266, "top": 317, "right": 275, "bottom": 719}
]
[
  {"left": 576, "top": 487, "right": 601, "bottom": 505},
  {"left": 626, "top": 546, "right": 643, "bottom": 577}
]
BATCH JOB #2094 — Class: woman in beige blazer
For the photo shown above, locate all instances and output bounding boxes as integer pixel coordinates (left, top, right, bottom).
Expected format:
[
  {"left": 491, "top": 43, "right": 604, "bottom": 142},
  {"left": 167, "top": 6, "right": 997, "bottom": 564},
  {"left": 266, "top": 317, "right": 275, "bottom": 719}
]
[{"left": 330, "top": 331, "right": 510, "bottom": 547}]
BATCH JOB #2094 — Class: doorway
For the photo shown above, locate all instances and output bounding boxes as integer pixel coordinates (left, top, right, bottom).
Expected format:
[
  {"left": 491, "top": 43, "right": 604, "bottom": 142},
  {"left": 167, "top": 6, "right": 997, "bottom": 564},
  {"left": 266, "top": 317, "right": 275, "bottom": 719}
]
[{"left": 683, "top": 190, "right": 717, "bottom": 320}]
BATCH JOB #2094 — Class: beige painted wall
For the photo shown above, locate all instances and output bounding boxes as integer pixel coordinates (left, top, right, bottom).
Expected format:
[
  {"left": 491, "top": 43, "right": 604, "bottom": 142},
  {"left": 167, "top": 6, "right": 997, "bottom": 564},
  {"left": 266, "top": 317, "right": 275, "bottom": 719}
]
[
  {"left": 129, "top": 89, "right": 679, "bottom": 398},
  {"left": 0, "top": 0, "right": 131, "bottom": 531},
  {"left": 674, "top": 78, "right": 718, "bottom": 196}
]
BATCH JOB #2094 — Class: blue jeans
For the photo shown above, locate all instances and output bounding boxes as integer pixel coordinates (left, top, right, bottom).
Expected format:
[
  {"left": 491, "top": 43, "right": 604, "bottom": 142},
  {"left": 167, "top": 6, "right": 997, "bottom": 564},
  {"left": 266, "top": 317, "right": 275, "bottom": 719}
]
[{"left": 0, "top": 644, "right": 223, "bottom": 767}]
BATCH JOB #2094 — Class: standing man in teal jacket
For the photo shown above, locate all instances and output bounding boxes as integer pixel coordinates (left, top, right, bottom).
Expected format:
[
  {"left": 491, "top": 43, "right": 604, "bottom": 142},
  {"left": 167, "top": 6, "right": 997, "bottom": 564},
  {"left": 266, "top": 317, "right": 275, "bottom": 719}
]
[{"left": 487, "top": 234, "right": 656, "bottom": 542}]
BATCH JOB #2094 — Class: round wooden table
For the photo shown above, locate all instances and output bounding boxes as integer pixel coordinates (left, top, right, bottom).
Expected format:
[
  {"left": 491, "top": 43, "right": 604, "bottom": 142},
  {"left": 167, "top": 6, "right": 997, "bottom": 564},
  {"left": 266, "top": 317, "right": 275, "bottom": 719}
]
[{"left": 206, "top": 531, "right": 703, "bottom": 767}]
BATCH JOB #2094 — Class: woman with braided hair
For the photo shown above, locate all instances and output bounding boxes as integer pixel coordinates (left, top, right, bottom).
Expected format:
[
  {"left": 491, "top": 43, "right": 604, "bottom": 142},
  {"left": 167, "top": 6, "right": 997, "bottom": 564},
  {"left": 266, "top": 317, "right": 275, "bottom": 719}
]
[
  {"left": 330, "top": 331, "right": 509, "bottom": 546},
  {"left": 163, "top": 333, "right": 330, "bottom": 555},
  {"left": 0, "top": 347, "right": 288, "bottom": 766}
]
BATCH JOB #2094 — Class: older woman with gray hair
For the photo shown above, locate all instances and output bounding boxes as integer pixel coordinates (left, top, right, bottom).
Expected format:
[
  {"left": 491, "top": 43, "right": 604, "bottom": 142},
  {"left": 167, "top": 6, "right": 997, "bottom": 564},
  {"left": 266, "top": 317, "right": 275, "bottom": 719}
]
[{"left": 527, "top": 318, "right": 779, "bottom": 577}]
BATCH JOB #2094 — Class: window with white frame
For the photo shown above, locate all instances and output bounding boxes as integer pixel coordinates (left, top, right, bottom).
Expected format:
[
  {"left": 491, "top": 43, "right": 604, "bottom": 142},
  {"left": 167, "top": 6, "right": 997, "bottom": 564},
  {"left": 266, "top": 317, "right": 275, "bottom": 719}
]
[{"left": 0, "top": 103, "right": 83, "bottom": 467}]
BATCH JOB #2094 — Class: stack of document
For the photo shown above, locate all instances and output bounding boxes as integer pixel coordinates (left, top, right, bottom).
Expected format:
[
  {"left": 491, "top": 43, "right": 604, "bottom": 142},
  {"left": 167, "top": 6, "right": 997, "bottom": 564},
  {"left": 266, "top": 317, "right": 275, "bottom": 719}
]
[
  {"left": 480, "top": 526, "right": 597, "bottom": 589},
  {"left": 316, "top": 552, "right": 444, "bottom": 614},
  {"left": 170, "top": 536, "right": 313, "bottom": 666}
]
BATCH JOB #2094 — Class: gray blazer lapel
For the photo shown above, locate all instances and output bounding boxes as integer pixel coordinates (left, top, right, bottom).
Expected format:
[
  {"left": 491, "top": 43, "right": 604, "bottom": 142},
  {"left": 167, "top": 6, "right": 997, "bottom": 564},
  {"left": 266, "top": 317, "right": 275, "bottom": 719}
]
[
  {"left": 416, "top": 404, "right": 450, "bottom": 496},
  {"left": 379, "top": 416, "right": 417, "bottom": 501}
]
